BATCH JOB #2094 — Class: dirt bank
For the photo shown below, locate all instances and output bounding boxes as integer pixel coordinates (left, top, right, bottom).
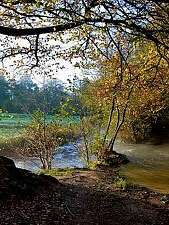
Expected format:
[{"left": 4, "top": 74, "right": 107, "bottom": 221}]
[{"left": 0, "top": 157, "right": 169, "bottom": 225}]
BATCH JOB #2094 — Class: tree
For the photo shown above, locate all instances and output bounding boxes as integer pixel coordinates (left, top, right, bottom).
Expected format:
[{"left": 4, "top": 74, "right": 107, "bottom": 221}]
[
  {"left": 61, "top": 62, "right": 135, "bottom": 165},
  {"left": 87, "top": 39, "right": 169, "bottom": 145},
  {"left": 38, "top": 79, "right": 68, "bottom": 114},
  {"left": 0, "top": 0, "right": 168, "bottom": 165},
  {"left": 0, "top": 75, "right": 68, "bottom": 114},
  {"left": 0, "top": 75, "right": 10, "bottom": 110},
  {"left": 0, "top": 0, "right": 168, "bottom": 71},
  {"left": 21, "top": 110, "right": 75, "bottom": 169},
  {"left": 79, "top": 55, "right": 135, "bottom": 163},
  {"left": 119, "top": 41, "right": 169, "bottom": 142},
  {"left": 8, "top": 75, "right": 39, "bottom": 113}
]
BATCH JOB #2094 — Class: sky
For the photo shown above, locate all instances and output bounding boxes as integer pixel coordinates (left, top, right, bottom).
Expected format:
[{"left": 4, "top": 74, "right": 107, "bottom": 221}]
[
  {"left": 0, "top": 36, "right": 85, "bottom": 87},
  {"left": 32, "top": 61, "right": 83, "bottom": 86}
]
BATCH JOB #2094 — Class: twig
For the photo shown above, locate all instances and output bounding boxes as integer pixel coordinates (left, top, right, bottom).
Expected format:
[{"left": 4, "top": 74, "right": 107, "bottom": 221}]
[{"left": 64, "top": 202, "right": 75, "bottom": 217}]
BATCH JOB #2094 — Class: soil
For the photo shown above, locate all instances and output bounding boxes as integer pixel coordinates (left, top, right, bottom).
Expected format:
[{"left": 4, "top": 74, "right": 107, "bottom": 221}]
[{"left": 0, "top": 160, "right": 169, "bottom": 225}]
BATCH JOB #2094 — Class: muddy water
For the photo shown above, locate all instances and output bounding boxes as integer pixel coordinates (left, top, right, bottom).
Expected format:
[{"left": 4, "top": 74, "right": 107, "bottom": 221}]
[
  {"left": 115, "top": 142, "right": 169, "bottom": 193},
  {"left": 13, "top": 141, "right": 169, "bottom": 194}
]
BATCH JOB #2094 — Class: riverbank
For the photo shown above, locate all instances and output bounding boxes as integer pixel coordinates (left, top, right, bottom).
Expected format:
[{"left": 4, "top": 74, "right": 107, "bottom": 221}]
[
  {"left": 0, "top": 157, "right": 169, "bottom": 225},
  {"left": 3, "top": 141, "right": 169, "bottom": 194}
]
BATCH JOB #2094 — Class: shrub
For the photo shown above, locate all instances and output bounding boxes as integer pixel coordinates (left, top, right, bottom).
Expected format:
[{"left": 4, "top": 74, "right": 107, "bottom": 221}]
[
  {"left": 20, "top": 110, "right": 78, "bottom": 170},
  {"left": 113, "top": 176, "right": 132, "bottom": 190}
]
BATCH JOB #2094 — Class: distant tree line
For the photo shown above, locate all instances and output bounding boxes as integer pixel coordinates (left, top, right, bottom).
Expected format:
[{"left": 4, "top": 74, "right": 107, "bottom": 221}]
[{"left": 0, "top": 75, "right": 68, "bottom": 114}]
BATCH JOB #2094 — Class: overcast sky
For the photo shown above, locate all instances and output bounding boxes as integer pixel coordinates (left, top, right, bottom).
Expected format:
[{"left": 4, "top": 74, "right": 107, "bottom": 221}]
[{"left": 0, "top": 36, "right": 85, "bottom": 86}]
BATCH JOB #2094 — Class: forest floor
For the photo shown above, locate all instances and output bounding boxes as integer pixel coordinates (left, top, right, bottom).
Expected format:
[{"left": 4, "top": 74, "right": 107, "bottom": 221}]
[{"left": 0, "top": 165, "right": 169, "bottom": 225}]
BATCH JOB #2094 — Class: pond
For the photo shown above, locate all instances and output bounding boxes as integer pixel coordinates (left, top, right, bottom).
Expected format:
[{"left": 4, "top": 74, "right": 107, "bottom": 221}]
[{"left": 13, "top": 141, "right": 169, "bottom": 194}]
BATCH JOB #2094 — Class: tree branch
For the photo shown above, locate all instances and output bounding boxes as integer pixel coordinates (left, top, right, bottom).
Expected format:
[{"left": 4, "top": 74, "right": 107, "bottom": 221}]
[{"left": 0, "top": 21, "right": 84, "bottom": 36}]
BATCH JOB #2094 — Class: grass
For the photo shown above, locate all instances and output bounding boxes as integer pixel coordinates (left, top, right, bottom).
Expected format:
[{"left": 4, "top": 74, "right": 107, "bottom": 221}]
[
  {"left": 0, "top": 113, "right": 28, "bottom": 154},
  {"left": 0, "top": 113, "right": 31, "bottom": 126},
  {"left": 113, "top": 176, "right": 135, "bottom": 190},
  {"left": 0, "top": 113, "right": 79, "bottom": 137},
  {"left": 0, "top": 113, "right": 79, "bottom": 155},
  {"left": 0, "top": 113, "right": 79, "bottom": 127},
  {"left": 38, "top": 168, "right": 77, "bottom": 177},
  {"left": 0, "top": 127, "right": 22, "bottom": 138}
]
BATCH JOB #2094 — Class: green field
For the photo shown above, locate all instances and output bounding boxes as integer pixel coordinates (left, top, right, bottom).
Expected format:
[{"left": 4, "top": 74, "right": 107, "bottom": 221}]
[
  {"left": 0, "top": 113, "right": 28, "bottom": 140},
  {"left": 0, "top": 113, "right": 79, "bottom": 156},
  {"left": 0, "top": 113, "right": 79, "bottom": 140}
]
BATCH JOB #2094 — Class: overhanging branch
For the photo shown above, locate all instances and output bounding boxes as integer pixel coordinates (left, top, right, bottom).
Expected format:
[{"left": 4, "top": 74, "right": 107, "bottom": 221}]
[{"left": 0, "top": 21, "right": 84, "bottom": 36}]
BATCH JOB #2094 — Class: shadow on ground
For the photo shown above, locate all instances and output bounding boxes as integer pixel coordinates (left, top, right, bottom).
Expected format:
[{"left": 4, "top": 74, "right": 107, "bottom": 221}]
[{"left": 0, "top": 156, "right": 169, "bottom": 225}]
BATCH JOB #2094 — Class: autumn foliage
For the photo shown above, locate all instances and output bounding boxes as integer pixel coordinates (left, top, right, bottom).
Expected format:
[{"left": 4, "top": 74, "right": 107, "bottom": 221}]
[{"left": 82, "top": 40, "right": 169, "bottom": 145}]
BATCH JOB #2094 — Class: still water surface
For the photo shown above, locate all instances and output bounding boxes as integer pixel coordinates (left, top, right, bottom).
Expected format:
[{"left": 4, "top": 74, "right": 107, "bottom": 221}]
[
  {"left": 14, "top": 142, "right": 169, "bottom": 194},
  {"left": 115, "top": 142, "right": 169, "bottom": 193}
]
